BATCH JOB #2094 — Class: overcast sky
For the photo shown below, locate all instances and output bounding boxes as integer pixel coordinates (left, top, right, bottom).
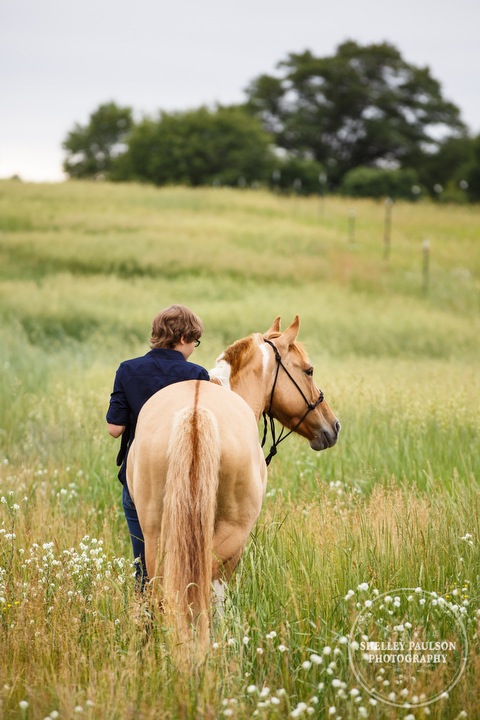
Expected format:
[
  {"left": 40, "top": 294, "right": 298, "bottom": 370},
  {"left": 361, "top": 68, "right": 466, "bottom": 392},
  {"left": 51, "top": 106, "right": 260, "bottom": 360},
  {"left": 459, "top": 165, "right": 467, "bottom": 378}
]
[{"left": 1, "top": 0, "right": 479, "bottom": 182}]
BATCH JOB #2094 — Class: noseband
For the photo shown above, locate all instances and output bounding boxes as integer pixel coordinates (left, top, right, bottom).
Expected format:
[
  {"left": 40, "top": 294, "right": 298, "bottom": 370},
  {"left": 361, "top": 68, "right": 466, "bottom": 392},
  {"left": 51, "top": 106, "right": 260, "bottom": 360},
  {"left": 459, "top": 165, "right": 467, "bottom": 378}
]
[{"left": 261, "top": 339, "right": 324, "bottom": 466}]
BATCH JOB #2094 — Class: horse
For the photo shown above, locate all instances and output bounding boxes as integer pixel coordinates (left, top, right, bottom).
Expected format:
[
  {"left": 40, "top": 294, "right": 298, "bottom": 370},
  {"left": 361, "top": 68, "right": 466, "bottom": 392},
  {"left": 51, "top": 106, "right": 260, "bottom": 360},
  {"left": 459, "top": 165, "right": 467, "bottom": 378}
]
[{"left": 126, "top": 315, "right": 340, "bottom": 660}]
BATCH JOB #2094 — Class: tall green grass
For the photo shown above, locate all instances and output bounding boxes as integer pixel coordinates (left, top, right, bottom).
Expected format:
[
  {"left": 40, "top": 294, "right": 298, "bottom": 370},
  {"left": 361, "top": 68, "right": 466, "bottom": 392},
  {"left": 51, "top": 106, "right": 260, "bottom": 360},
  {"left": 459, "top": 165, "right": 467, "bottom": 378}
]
[{"left": 0, "top": 180, "right": 479, "bottom": 718}]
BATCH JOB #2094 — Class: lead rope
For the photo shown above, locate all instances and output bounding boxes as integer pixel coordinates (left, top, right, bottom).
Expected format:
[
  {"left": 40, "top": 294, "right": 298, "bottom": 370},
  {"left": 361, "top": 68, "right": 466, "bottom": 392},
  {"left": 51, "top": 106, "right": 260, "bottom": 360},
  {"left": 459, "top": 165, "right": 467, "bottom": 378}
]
[
  {"left": 261, "top": 342, "right": 281, "bottom": 465},
  {"left": 261, "top": 339, "right": 324, "bottom": 466}
]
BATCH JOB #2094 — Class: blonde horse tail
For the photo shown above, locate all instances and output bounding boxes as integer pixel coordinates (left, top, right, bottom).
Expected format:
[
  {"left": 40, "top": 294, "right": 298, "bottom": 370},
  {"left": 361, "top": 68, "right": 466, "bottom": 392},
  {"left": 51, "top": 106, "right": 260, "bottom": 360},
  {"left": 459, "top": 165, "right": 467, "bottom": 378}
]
[{"left": 158, "top": 384, "right": 221, "bottom": 660}]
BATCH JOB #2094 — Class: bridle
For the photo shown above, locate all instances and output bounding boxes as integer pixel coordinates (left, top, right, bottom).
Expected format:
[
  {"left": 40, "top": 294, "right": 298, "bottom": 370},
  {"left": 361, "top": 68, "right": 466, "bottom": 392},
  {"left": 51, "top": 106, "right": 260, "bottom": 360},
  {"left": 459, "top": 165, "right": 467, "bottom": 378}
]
[{"left": 261, "top": 338, "right": 324, "bottom": 466}]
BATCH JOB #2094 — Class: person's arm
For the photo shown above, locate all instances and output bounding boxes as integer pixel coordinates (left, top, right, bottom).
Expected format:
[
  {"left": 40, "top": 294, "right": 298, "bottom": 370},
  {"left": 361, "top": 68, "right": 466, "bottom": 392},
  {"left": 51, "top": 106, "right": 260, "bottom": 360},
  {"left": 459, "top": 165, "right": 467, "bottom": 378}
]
[
  {"left": 107, "top": 423, "right": 125, "bottom": 438},
  {"left": 106, "top": 365, "right": 130, "bottom": 437}
]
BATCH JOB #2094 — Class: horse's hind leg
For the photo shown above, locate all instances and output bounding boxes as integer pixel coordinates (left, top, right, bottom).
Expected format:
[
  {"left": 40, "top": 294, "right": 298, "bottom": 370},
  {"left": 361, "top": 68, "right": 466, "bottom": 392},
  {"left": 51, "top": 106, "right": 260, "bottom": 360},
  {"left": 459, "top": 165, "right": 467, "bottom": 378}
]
[
  {"left": 211, "top": 520, "right": 253, "bottom": 615},
  {"left": 142, "top": 534, "right": 161, "bottom": 587}
]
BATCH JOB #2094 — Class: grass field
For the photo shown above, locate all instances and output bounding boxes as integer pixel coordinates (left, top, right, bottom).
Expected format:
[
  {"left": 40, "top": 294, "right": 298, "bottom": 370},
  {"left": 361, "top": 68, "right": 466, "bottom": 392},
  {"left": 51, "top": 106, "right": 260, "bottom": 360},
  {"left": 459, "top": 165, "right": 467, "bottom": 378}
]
[{"left": 0, "top": 180, "right": 479, "bottom": 719}]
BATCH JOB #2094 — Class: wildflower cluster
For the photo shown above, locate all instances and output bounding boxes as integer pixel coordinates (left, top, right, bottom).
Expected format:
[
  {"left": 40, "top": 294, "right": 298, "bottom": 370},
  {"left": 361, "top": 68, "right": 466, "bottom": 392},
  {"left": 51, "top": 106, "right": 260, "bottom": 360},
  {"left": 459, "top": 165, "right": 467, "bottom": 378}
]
[
  {"left": 288, "top": 637, "right": 376, "bottom": 718},
  {"left": 0, "top": 488, "right": 28, "bottom": 519},
  {"left": 243, "top": 685, "right": 286, "bottom": 717},
  {"left": 460, "top": 532, "right": 474, "bottom": 547},
  {"left": 0, "top": 529, "right": 135, "bottom": 631},
  {"left": 19, "top": 535, "right": 133, "bottom": 599},
  {"left": 217, "top": 626, "right": 373, "bottom": 718}
]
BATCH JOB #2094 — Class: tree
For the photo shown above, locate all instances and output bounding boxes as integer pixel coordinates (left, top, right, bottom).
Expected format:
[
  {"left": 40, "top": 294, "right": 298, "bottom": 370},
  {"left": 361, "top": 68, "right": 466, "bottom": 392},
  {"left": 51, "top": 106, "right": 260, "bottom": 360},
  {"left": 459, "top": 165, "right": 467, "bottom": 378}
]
[
  {"left": 63, "top": 102, "right": 133, "bottom": 179},
  {"left": 116, "top": 106, "right": 274, "bottom": 187},
  {"left": 246, "top": 41, "right": 466, "bottom": 187},
  {"left": 416, "top": 136, "right": 475, "bottom": 195}
]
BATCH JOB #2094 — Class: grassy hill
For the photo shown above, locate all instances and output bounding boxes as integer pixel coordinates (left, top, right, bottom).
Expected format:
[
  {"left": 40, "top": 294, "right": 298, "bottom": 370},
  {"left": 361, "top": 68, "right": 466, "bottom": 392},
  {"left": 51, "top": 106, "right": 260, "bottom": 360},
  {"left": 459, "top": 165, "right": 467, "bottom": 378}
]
[{"left": 0, "top": 180, "right": 479, "bottom": 718}]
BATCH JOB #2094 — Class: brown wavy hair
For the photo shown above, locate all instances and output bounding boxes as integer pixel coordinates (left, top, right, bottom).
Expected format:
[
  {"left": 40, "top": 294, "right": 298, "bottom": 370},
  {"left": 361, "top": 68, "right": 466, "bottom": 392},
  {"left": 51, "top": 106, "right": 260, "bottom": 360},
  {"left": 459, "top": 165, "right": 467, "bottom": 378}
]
[{"left": 150, "top": 305, "right": 203, "bottom": 349}]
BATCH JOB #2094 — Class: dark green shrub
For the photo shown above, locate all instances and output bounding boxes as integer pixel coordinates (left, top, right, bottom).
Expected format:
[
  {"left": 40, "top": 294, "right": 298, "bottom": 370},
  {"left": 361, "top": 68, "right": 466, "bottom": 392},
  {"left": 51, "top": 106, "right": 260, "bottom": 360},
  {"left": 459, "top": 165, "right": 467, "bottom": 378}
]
[
  {"left": 270, "top": 156, "right": 327, "bottom": 195},
  {"left": 339, "top": 166, "right": 422, "bottom": 200}
]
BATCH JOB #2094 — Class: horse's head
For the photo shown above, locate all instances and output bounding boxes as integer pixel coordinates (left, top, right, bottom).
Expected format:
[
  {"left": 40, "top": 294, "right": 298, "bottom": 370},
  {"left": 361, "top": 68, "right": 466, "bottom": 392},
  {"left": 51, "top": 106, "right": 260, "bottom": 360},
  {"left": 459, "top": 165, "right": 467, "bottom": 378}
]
[{"left": 263, "top": 316, "right": 341, "bottom": 451}]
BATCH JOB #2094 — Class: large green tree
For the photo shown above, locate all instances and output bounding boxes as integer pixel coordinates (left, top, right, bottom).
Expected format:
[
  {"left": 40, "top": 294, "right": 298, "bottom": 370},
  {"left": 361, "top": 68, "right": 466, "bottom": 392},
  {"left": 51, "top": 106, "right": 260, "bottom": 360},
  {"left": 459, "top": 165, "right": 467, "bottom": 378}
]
[
  {"left": 246, "top": 41, "right": 466, "bottom": 187},
  {"left": 63, "top": 102, "right": 133, "bottom": 179},
  {"left": 116, "top": 105, "right": 274, "bottom": 187}
]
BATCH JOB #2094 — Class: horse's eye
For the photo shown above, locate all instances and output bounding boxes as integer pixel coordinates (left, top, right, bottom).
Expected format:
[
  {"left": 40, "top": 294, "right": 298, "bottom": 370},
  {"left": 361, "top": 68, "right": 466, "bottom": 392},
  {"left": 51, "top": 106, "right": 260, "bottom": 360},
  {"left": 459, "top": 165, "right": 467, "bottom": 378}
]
[{"left": 305, "top": 367, "right": 314, "bottom": 376}]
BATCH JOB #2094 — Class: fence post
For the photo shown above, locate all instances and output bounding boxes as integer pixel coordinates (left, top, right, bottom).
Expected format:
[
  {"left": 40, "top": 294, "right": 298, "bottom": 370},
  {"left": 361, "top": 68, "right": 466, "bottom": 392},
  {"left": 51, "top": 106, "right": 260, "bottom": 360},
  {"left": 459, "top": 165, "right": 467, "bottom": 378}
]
[
  {"left": 318, "top": 172, "right": 327, "bottom": 217},
  {"left": 422, "top": 238, "right": 430, "bottom": 294},
  {"left": 383, "top": 197, "right": 393, "bottom": 260},
  {"left": 348, "top": 208, "right": 356, "bottom": 246}
]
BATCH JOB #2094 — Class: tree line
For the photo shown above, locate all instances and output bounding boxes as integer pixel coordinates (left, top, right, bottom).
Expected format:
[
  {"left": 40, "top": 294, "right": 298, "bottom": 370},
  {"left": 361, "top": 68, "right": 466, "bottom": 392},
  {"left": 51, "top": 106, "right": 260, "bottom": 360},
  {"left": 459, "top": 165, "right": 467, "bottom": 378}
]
[{"left": 63, "top": 40, "right": 480, "bottom": 202}]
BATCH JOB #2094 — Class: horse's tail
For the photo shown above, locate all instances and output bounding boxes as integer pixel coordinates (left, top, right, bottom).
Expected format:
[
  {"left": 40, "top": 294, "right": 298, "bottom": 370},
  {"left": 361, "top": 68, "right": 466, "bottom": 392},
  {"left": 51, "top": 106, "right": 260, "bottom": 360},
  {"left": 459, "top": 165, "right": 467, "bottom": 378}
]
[{"left": 158, "top": 391, "right": 221, "bottom": 660}]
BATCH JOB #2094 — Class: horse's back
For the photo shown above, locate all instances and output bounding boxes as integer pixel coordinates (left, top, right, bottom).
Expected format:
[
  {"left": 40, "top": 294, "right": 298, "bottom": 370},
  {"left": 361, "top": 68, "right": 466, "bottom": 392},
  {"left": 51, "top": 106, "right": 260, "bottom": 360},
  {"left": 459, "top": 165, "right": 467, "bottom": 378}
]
[{"left": 133, "top": 379, "right": 259, "bottom": 456}]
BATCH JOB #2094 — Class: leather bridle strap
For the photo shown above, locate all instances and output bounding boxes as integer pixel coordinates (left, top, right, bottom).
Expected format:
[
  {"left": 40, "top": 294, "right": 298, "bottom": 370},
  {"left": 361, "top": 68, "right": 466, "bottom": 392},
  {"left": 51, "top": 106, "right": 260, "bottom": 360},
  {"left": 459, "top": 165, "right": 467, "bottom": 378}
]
[{"left": 261, "top": 339, "right": 324, "bottom": 466}]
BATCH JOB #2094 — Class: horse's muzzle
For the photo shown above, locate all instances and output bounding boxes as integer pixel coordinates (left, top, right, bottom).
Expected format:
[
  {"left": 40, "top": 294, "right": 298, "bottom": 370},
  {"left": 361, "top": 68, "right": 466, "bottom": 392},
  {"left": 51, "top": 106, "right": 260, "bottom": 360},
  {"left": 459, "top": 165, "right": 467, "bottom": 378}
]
[{"left": 310, "top": 420, "right": 341, "bottom": 451}]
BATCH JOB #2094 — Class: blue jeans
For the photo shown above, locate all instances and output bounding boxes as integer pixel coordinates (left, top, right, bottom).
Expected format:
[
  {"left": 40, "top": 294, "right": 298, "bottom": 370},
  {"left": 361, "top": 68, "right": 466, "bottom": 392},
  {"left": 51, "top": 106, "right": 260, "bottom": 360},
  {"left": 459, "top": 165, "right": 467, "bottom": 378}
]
[{"left": 122, "top": 483, "right": 148, "bottom": 586}]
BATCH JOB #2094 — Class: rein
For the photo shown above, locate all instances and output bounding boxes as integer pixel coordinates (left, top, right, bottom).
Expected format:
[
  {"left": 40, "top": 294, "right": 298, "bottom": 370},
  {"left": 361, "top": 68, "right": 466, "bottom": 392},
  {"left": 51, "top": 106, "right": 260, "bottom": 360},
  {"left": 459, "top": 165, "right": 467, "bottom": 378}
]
[{"left": 261, "top": 339, "right": 324, "bottom": 466}]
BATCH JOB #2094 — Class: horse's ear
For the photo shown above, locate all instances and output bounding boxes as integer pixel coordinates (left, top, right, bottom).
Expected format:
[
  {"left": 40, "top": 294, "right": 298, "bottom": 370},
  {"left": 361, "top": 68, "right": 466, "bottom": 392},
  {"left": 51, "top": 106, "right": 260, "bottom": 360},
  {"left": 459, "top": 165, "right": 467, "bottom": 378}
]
[
  {"left": 279, "top": 315, "right": 300, "bottom": 347},
  {"left": 264, "top": 316, "right": 281, "bottom": 337}
]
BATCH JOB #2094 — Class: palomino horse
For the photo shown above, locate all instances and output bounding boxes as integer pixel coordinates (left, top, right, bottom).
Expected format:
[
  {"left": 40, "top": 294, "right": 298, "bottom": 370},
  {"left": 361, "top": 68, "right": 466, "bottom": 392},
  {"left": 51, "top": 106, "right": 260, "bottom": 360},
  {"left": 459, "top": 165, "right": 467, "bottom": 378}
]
[{"left": 127, "top": 316, "right": 340, "bottom": 658}]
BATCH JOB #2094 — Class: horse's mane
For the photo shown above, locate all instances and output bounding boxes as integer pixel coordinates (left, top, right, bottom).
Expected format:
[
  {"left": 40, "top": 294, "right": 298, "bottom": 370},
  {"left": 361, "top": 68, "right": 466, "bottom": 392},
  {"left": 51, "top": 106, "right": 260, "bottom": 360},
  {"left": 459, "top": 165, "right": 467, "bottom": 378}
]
[{"left": 222, "top": 337, "right": 256, "bottom": 383}]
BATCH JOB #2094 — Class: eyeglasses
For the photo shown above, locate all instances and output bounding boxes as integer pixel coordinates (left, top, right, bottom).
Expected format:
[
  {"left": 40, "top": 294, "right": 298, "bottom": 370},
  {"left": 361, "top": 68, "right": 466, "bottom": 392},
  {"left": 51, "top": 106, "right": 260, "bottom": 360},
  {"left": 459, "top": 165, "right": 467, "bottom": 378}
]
[{"left": 194, "top": 339, "right": 201, "bottom": 348}]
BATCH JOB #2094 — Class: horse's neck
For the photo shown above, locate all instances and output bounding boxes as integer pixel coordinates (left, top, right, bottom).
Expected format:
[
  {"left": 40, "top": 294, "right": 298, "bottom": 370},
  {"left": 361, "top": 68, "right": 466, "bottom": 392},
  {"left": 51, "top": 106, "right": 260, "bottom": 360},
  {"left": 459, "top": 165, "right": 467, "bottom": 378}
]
[{"left": 211, "top": 334, "right": 270, "bottom": 421}]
